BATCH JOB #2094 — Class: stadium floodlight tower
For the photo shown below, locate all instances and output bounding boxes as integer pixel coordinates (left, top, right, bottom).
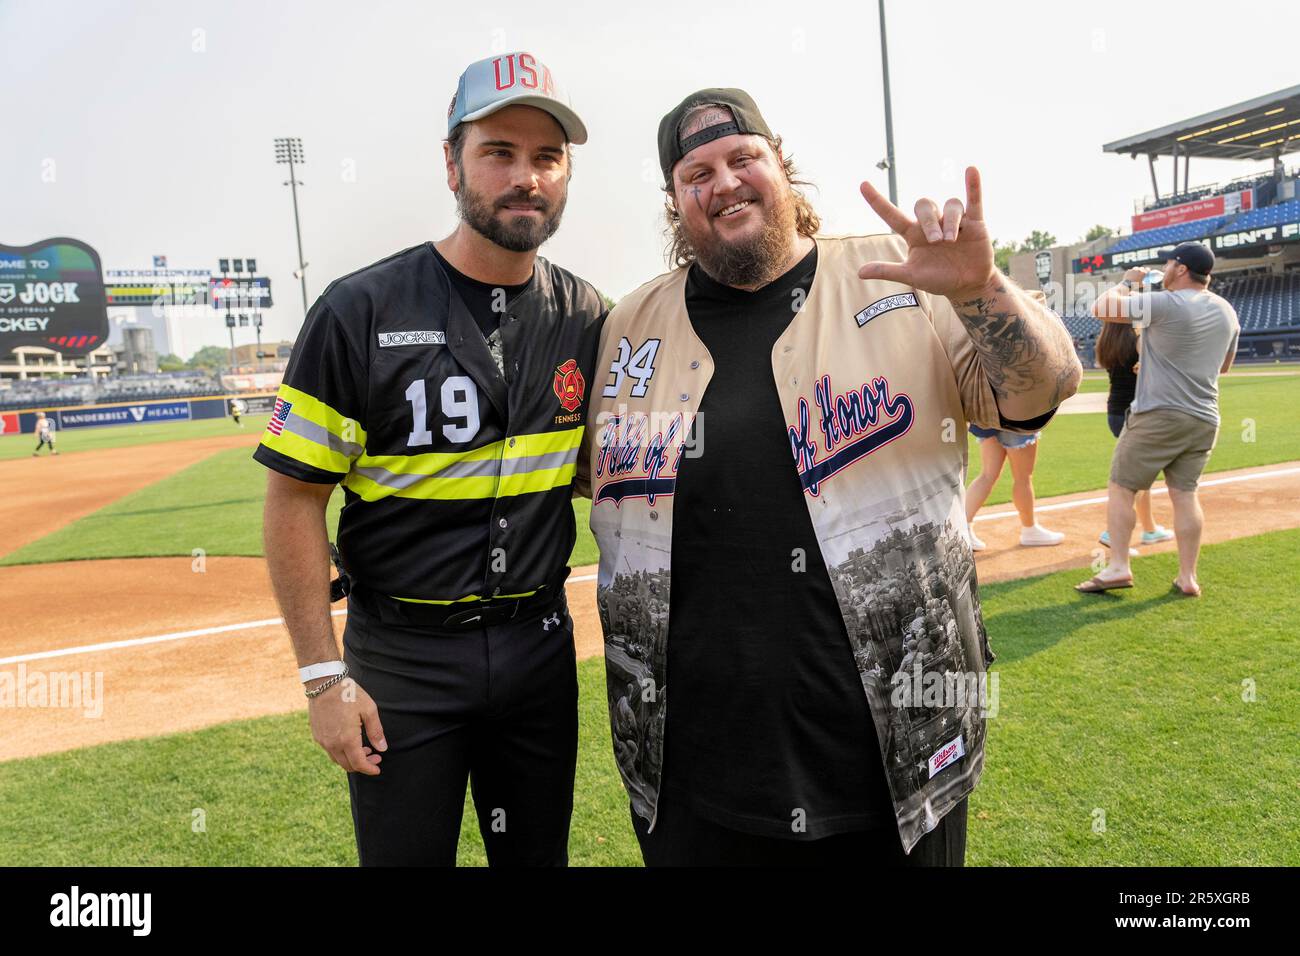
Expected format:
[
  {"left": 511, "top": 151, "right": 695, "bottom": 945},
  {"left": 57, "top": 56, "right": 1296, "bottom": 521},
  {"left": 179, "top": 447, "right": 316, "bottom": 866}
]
[
  {"left": 877, "top": 0, "right": 898, "bottom": 205},
  {"left": 273, "top": 137, "right": 310, "bottom": 318}
]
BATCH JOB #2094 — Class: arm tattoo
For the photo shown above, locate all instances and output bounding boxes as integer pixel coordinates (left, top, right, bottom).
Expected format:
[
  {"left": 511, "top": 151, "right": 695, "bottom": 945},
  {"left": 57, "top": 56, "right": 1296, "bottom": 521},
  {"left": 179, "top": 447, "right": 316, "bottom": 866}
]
[{"left": 953, "top": 282, "right": 1073, "bottom": 407}]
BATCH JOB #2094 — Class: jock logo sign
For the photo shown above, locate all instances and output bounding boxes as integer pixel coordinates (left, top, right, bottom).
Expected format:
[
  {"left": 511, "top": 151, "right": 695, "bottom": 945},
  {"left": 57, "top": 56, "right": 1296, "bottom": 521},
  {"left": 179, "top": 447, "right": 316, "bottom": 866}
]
[{"left": 0, "top": 238, "right": 108, "bottom": 356}]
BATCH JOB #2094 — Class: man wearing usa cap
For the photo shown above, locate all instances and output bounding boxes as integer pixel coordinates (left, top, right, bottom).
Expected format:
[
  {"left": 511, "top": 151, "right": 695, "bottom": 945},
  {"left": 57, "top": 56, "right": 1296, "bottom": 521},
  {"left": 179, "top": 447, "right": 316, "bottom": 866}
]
[
  {"left": 585, "top": 88, "right": 1081, "bottom": 864},
  {"left": 257, "top": 52, "right": 605, "bottom": 866},
  {"left": 1079, "top": 242, "right": 1240, "bottom": 597}
]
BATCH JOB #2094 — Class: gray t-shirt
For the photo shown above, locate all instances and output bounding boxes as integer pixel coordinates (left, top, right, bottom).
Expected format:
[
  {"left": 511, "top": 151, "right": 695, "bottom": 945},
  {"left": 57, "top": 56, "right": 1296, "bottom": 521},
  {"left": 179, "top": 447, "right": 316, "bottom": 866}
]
[{"left": 1129, "top": 288, "right": 1240, "bottom": 426}]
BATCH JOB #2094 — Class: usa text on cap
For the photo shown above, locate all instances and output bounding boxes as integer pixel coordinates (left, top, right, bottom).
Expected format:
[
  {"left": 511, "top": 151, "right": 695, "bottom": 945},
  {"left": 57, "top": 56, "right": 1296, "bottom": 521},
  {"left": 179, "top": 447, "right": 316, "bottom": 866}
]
[{"left": 448, "top": 52, "right": 587, "bottom": 145}]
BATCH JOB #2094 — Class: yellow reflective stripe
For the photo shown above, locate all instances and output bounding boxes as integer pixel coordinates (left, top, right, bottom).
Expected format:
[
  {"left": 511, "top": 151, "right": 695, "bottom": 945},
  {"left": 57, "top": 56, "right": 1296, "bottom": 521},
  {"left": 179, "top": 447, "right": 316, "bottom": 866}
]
[
  {"left": 354, "top": 440, "right": 506, "bottom": 475},
  {"left": 498, "top": 461, "right": 577, "bottom": 497},
  {"left": 351, "top": 426, "right": 581, "bottom": 475},
  {"left": 277, "top": 383, "right": 367, "bottom": 445},
  {"left": 260, "top": 383, "right": 366, "bottom": 474},
  {"left": 265, "top": 428, "right": 351, "bottom": 473},
  {"left": 390, "top": 588, "right": 540, "bottom": 605},
  {"left": 342, "top": 470, "right": 500, "bottom": 501},
  {"left": 503, "top": 426, "right": 583, "bottom": 459},
  {"left": 342, "top": 426, "right": 584, "bottom": 502}
]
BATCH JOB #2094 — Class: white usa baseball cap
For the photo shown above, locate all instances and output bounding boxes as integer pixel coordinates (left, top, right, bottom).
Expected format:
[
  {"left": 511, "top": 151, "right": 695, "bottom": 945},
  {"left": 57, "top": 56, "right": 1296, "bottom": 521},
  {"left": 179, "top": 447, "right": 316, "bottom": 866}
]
[{"left": 447, "top": 52, "right": 587, "bottom": 145}]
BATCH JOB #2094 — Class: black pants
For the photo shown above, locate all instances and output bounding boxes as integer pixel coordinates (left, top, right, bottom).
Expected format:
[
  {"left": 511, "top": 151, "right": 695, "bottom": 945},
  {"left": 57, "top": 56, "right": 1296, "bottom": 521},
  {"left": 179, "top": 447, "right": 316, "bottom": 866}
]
[
  {"left": 632, "top": 792, "right": 968, "bottom": 867},
  {"left": 1108, "top": 411, "right": 1127, "bottom": 440},
  {"left": 342, "top": 595, "right": 578, "bottom": 866}
]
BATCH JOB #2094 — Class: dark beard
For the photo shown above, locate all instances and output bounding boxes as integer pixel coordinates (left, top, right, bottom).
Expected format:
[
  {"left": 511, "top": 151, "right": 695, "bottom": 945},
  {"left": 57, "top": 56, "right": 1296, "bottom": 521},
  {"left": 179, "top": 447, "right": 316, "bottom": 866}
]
[
  {"left": 688, "top": 188, "right": 797, "bottom": 288},
  {"left": 456, "top": 178, "right": 566, "bottom": 253}
]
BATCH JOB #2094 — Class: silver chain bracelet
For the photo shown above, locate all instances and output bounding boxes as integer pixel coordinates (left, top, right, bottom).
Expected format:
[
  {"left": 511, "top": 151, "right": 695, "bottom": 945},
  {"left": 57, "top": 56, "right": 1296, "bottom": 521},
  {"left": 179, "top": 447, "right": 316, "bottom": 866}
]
[{"left": 304, "top": 664, "right": 350, "bottom": 699}]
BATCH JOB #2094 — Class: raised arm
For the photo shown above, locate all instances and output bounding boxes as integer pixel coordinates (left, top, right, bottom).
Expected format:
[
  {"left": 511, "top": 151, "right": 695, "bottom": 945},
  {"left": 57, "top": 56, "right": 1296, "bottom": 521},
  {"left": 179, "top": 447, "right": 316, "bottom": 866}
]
[
  {"left": 946, "top": 275, "right": 1080, "bottom": 420},
  {"left": 859, "top": 167, "right": 1081, "bottom": 421},
  {"left": 1092, "top": 267, "right": 1153, "bottom": 324}
]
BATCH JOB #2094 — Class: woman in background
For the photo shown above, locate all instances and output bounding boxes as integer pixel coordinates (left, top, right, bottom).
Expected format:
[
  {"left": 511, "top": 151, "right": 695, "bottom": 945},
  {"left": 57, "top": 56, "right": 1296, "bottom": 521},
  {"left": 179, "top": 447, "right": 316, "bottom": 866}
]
[
  {"left": 1093, "top": 319, "right": 1174, "bottom": 550},
  {"left": 965, "top": 425, "right": 1064, "bottom": 551}
]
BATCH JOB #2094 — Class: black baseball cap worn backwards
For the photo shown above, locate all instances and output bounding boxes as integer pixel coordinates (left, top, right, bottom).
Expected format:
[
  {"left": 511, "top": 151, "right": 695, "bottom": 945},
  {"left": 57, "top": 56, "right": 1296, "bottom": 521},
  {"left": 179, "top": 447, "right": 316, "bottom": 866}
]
[
  {"left": 1164, "top": 242, "right": 1215, "bottom": 277},
  {"left": 658, "top": 88, "right": 773, "bottom": 184}
]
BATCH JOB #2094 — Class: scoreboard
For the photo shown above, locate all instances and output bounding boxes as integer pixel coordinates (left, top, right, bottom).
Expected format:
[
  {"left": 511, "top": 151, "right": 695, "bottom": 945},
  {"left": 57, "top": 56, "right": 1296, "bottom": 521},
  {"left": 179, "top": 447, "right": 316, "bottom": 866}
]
[{"left": 105, "top": 281, "right": 210, "bottom": 306}]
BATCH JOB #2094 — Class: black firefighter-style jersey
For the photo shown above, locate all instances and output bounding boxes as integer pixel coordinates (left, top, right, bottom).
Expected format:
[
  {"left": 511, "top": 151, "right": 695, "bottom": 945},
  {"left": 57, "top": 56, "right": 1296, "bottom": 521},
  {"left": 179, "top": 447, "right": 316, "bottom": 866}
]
[{"left": 253, "top": 242, "right": 605, "bottom": 604}]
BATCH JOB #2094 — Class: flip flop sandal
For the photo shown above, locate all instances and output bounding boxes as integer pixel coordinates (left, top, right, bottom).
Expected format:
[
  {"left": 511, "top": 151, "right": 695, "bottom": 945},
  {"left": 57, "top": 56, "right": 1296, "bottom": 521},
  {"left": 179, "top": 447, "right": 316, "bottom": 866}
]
[
  {"left": 1075, "top": 574, "right": 1134, "bottom": 593},
  {"left": 1170, "top": 580, "right": 1201, "bottom": 597}
]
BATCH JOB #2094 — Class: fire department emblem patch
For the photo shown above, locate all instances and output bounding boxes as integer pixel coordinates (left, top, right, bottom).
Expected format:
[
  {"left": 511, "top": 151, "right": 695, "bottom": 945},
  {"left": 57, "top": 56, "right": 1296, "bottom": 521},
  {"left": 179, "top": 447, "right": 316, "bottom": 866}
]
[{"left": 553, "top": 358, "right": 585, "bottom": 412}]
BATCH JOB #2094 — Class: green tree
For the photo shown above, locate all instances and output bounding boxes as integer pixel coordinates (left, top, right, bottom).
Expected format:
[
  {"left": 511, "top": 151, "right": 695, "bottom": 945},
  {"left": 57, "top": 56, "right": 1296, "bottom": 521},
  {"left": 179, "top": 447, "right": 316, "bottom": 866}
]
[
  {"left": 993, "top": 239, "right": 1019, "bottom": 276},
  {"left": 186, "top": 345, "right": 230, "bottom": 370},
  {"left": 994, "top": 231, "right": 1062, "bottom": 275},
  {"left": 157, "top": 353, "right": 185, "bottom": 372},
  {"left": 1021, "top": 230, "right": 1057, "bottom": 251},
  {"left": 1083, "top": 224, "right": 1115, "bottom": 243}
]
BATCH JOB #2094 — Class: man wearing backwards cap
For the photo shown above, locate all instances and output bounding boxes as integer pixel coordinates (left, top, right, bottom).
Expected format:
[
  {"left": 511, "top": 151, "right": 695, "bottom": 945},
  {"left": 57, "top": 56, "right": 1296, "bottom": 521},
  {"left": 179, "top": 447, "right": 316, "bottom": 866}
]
[
  {"left": 257, "top": 52, "right": 604, "bottom": 866},
  {"left": 584, "top": 88, "right": 1081, "bottom": 865},
  {"left": 1079, "top": 242, "right": 1240, "bottom": 597}
]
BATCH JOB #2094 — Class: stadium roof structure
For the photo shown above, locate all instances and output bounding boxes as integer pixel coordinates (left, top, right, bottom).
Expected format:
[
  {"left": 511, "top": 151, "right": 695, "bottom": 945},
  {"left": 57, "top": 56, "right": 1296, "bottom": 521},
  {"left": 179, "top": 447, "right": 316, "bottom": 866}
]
[{"left": 1104, "top": 84, "right": 1300, "bottom": 162}]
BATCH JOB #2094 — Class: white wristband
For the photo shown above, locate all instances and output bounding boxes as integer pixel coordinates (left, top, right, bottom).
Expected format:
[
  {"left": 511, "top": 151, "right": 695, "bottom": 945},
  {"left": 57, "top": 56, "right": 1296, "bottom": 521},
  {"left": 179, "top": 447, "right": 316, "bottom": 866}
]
[{"left": 299, "top": 660, "right": 347, "bottom": 683}]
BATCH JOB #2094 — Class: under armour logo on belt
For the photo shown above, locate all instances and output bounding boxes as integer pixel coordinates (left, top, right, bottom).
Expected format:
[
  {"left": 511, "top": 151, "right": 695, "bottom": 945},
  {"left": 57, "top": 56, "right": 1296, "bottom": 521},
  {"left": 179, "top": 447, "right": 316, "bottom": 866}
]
[{"left": 542, "top": 612, "right": 561, "bottom": 631}]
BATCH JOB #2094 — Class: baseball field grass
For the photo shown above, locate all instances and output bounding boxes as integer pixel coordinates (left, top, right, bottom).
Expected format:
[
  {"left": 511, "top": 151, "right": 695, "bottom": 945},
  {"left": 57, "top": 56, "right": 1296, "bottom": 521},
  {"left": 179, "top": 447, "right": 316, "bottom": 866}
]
[
  {"left": 2, "top": 373, "right": 1294, "bottom": 569},
  {"left": 0, "top": 367, "right": 1291, "bottom": 464},
  {"left": 0, "top": 443, "right": 598, "bottom": 567},
  {"left": 0, "top": 414, "right": 272, "bottom": 462},
  {"left": 2, "top": 527, "right": 1296, "bottom": 866},
  {"left": 968, "top": 371, "right": 1300, "bottom": 504},
  {"left": 1, "top": 446, "right": 342, "bottom": 566}
]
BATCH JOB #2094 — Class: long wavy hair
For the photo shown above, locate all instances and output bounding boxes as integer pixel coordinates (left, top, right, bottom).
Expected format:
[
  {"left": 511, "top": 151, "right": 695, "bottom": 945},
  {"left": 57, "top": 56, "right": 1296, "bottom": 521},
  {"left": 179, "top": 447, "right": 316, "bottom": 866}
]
[
  {"left": 1094, "top": 319, "right": 1139, "bottom": 371},
  {"left": 662, "top": 134, "right": 820, "bottom": 268}
]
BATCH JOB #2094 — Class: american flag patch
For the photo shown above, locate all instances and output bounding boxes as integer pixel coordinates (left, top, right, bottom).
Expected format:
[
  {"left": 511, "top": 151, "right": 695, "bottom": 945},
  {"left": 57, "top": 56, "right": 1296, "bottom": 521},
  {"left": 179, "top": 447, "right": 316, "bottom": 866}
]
[{"left": 266, "top": 397, "right": 292, "bottom": 437}]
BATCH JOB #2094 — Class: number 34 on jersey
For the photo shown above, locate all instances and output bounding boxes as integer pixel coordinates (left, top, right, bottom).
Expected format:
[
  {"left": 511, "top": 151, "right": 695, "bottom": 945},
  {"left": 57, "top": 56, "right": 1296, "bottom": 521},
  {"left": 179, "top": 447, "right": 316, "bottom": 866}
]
[{"left": 603, "top": 337, "right": 660, "bottom": 398}]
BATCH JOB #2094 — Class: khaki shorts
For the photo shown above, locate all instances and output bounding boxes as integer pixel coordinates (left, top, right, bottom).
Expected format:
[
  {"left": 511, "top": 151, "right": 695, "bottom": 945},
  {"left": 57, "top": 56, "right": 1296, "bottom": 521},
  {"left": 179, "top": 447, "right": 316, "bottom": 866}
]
[{"left": 1111, "top": 407, "right": 1219, "bottom": 492}]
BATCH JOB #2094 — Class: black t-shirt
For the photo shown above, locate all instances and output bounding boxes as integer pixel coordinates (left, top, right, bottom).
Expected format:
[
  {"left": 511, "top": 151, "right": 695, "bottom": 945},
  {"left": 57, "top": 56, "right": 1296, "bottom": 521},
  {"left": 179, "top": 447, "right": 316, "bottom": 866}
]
[
  {"left": 430, "top": 244, "right": 532, "bottom": 340},
  {"left": 664, "top": 244, "right": 895, "bottom": 840},
  {"left": 1106, "top": 363, "right": 1137, "bottom": 415}
]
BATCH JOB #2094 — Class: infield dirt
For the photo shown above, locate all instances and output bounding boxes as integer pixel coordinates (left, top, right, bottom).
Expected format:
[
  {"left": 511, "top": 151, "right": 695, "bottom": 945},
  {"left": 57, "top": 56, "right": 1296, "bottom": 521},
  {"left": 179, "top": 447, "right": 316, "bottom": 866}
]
[{"left": 2, "top": 432, "right": 1298, "bottom": 761}]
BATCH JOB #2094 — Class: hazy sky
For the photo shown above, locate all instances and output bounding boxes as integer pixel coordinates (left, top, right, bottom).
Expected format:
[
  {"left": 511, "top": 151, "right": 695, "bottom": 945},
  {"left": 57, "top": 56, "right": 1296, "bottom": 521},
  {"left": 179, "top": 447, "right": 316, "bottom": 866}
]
[{"left": 4, "top": 0, "right": 1298, "bottom": 353}]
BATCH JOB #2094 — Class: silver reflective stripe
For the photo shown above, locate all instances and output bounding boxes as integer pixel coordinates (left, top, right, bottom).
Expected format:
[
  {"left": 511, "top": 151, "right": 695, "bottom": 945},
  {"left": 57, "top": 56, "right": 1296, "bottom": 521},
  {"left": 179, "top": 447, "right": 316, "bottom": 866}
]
[
  {"left": 501, "top": 446, "right": 579, "bottom": 477},
  {"left": 284, "top": 413, "right": 364, "bottom": 459},
  {"left": 437, "top": 457, "right": 503, "bottom": 479},
  {"left": 351, "top": 457, "right": 500, "bottom": 489},
  {"left": 355, "top": 446, "right": 579, "bottom": 489}
]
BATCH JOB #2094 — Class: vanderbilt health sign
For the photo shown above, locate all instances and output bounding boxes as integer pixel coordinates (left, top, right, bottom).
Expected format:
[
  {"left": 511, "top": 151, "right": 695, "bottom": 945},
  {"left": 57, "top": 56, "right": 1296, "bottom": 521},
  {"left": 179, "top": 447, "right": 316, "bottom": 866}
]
[
  {"left": 58, "top": 401, "right": 191, "bottom": 429},
  {"left": 0, "top": 238, "right": 108, "bottom": 356}
]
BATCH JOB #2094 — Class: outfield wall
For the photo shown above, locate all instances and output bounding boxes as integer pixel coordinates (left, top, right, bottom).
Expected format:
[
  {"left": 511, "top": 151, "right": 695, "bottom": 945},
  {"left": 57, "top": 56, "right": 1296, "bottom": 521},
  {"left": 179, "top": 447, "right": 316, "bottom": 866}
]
[{"left": 0, "top": 393, "right": 278, "bottom": 435}]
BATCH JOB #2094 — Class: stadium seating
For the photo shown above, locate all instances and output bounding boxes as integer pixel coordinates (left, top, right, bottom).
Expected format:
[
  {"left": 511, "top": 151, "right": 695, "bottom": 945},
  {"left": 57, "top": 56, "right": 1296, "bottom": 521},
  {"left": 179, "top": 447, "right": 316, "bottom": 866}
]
[
  {"left": 1141, "top": 173, "right": 1277, "bottom": 212},
  {"left": 1106, "top": 217, "right": 1228, "bottom": 254},
  {"left": 1144, "top": 185, "right": 1215, "bottom": 211},
  {"left": 0, "top": 372, "right": 225, "bottom": 412},
  {"left": 1055, "top": 268, "right": 1299, "bottom": 367},
  {"left": 1215, "top": 198, "right": 1300, "bottom": 231},
  {"left": 1212, "top": 271, "right": 1300, "bottom": 332},
  {"left": 1060, "top": 314, "right": 1101, "bottom": 341}
]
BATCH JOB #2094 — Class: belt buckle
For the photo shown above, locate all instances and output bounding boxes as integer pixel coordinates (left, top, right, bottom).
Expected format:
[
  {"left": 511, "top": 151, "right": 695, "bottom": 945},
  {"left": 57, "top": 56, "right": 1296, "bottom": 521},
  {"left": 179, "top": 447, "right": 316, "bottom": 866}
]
[
  {"left": 442, "top": 598, "right": 520, "bottom": 628},
  {"left": 441, "top": 605, "right": 487, "bottom": 627}
]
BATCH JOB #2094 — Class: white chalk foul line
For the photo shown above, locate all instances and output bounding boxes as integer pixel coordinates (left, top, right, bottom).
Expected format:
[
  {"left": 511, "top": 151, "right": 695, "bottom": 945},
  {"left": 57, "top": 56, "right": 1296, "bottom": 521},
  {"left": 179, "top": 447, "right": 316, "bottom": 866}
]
[
  {"left": 0, "top": 611, "right": 346, "bottom": 666},
  {"left": 972, "top": 464, "right": 1300, "bottom": 523},
  {"left": 6, "top": 465, "right": 1294, "bottom": 666},
  {"left": 3, "top": 574, "right": 603, "bottom": 665}
]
